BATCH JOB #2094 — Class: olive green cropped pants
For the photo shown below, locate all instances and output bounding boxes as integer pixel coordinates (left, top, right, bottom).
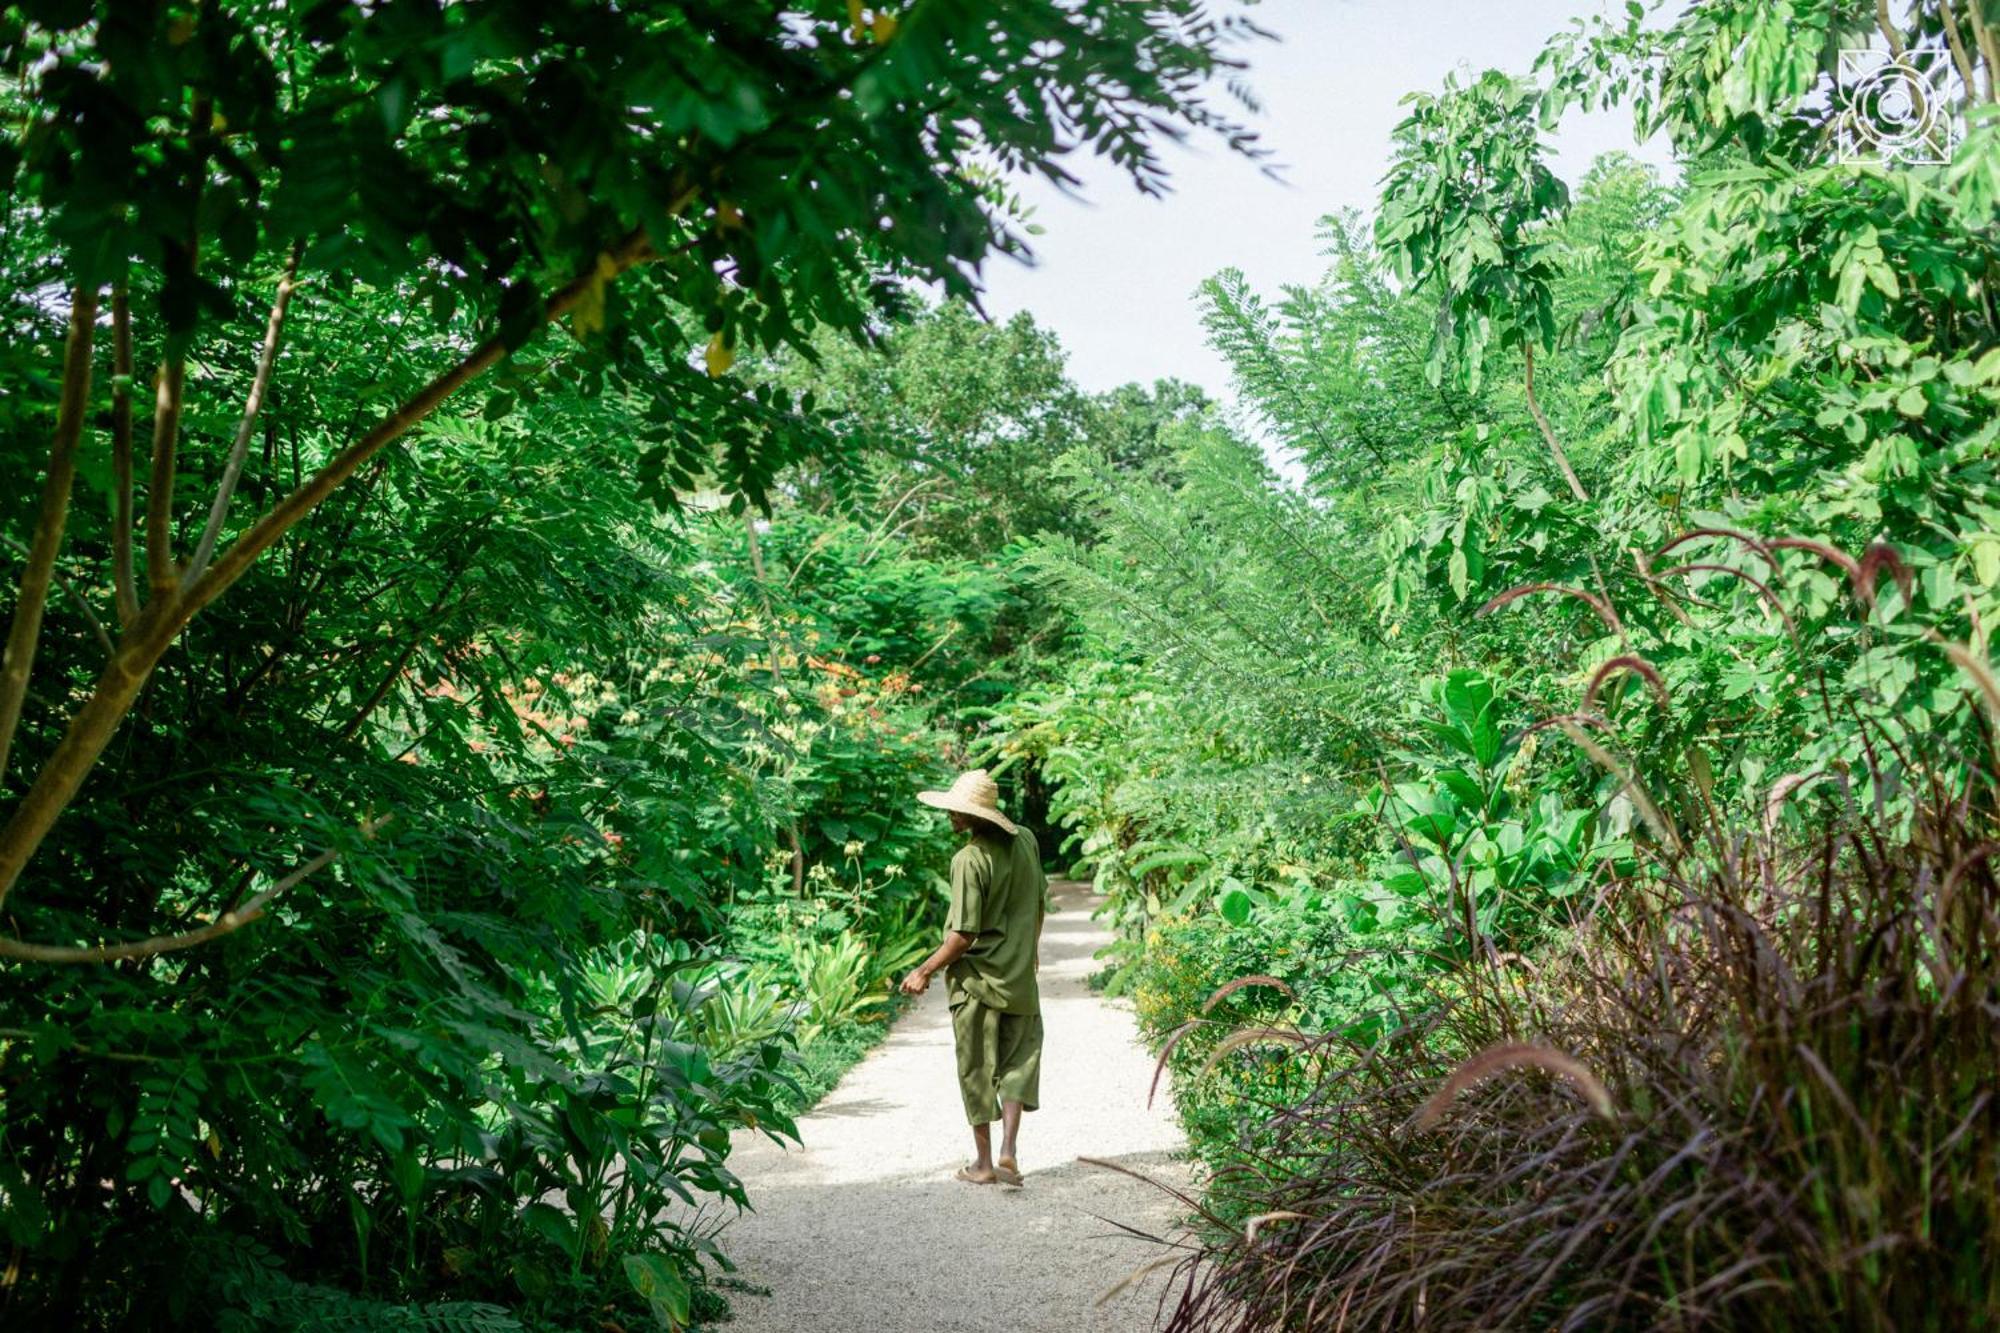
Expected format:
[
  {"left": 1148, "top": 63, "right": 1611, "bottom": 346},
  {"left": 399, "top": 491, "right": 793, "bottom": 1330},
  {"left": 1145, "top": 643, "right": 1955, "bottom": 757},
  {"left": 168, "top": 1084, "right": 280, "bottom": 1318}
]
[{"left": 950, "top": 996, "right": 1043, "bottom": 1126}]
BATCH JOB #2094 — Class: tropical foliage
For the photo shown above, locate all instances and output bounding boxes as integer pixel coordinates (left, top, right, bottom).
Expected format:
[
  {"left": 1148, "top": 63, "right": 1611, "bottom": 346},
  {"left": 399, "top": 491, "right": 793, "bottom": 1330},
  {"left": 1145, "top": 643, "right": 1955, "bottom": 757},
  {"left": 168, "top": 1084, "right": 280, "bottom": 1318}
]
[
  {"left": 8, "top": 0, "right": 2000, "bottom": 1327},
  {"left": 988, "top": 1, "right": 2000, "bottom": 1326},
  {"left": 0, "top": 2, "right": 1256, "bottom": 1327}
]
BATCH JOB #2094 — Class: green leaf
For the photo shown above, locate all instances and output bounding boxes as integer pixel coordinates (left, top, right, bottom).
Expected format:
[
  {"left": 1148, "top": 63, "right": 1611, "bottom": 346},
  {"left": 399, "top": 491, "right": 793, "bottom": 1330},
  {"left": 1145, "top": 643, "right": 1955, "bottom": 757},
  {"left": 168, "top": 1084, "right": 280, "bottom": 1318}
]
[
  {"left": 1442, "top": 671, "right": 1494, "bottom": 727},
  {"left": 1437, "top": 769, "right": 1486, "bottom": 811},
  {"left": 519, "top": 1202, "right": 575, "bottom": 1257},
  {"left": 623, "top": 1252, "right": 693, "bottom": 1328},
  {"left": 1219, "top": 888, "right": 1253, "bottom": 926}
]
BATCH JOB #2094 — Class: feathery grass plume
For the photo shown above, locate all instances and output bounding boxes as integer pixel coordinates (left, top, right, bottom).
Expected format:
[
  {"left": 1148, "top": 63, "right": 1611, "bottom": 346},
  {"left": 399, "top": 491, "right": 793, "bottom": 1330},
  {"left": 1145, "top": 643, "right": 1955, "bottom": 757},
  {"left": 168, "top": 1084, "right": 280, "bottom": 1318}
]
[
  {"left": 1630, "top": 543, "right": 1701, "bottom": 629},
  {"left": 1856, "top": 541, "right": 1914, "bottom": 609},
  {"left": 1769, "top": 534, "right": 1861, "bottom": 580},
  {"left": 1411, "top": 1041, "right": 1615, "bottom": 1129},
  {"left": 1474, "top": 582, "right": 1622, "bottom": 636},
  {"left": 1656, "top": 525, "right": 1781, "bottom": 570},
  {"left": 1193, "top": 1026, "right": 1310, "bottom": 1082},
  {"left": 1939, "top": 637, "right": 2000, "bottom": 772},
  {"left": 1556, "top": 719, "right": 1682, "bottom": 853},
  {"left": 1094, "top": 1256, "right": 1180, "bottom": 1308},
  {"left": 1763, "top": 771, "right": 1829, "bottom": 836},
  {"left": 1201, "top": 974, "right": 1296, "bottom": 1013},
  {"left": 1243, "top": 1211, "right": 1308, "bottom": 1244},
  {"left": 1517, "top": 710, "right": 1616, "bottom": 742},
  {"left": 1148, "top": 1020, "right": 1203, "bottom": 1110},
  {"left": 1656, "top": 562, "right": 1798, "bottom": 637},
  {"left": 1582, "top": 653, "right": 1669, "bottom": 713}
]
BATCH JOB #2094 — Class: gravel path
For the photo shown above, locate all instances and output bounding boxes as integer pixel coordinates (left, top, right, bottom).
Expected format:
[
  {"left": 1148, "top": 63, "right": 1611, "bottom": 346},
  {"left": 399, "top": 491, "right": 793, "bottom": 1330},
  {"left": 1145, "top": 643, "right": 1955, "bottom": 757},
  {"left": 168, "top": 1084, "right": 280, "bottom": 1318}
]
[{"left": 709, "top": 880, "right": 1191, "bottom": 1332}]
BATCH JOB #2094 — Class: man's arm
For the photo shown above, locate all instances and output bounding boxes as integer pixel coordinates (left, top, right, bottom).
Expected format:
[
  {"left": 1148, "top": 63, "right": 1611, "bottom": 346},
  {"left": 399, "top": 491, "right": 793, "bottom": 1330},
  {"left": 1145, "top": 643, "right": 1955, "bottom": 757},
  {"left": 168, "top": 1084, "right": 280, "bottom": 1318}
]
[{"left": 901, "top": 931, "right": 974, "bottom": 996}]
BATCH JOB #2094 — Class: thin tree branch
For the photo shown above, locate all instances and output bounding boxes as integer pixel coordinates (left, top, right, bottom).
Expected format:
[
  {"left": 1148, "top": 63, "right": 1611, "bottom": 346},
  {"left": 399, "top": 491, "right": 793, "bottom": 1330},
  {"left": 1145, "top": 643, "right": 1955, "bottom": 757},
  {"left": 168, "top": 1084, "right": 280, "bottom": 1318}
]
[
  {"left": 0, "top": 223, "right": 684, "bottom": 911},
  {"left": 182, "top": 223, "right": 670, "bottom": 622},
  {"left": 144, "top": 357, "right": 187, "bottom": 596},
  {"left": 1876, "top": 0, "right": 1906, "bottom": 57},
  {"left": 858, "top": 513, "right": 923, "bottom": 564},
  {"left": 0, "top": 285, "right": 99, "bottom": 786},
  {"left": 742, "top": 506, "right": 806, "bottom": 893},
  {"left": 146, "top": 94, "right": 209, "bottom": 600},
  {"left": 1940, "top": 0, "right": 1983, "bottom": 105},
  {"left": 0, "top": 849, "right": 335, "bottom": 964},
  {"left": 854, "top": 476, "right": 936, "bottom": 568},
  {"left": 110, "top": 286, "right": 140, "bottom": 626},
  {"left": 0, "top": 535, "right": 112, "bottom": 657},
  {"left": 337, "top": 554, "right": 474, "bottom": 741},
  {"left": 1967, "top": 0, "right": 2000, "bottom": 102},
  {"left": 1523, "top": 342, "right": 1589, "bottom": 503},
  {"left": 186, "top": 247, "right": 303, "bottom": 588},
  {"left": 0, "top": 817, "right": 388, "bottom": 965},
  {"left": 0, "top": 1027, "right": 169, "bottom": 1061},
  {"left": 784, "top": 526, "right": 842, "bottom": 591}
]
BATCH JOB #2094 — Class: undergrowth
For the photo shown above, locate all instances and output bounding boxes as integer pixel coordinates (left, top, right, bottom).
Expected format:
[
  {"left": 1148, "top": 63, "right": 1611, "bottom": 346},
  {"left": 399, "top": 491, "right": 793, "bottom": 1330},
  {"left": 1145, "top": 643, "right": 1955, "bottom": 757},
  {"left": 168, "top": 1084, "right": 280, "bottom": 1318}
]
[{"left": 1144, "top": 561, "right": 2000, "bottom": 1330}]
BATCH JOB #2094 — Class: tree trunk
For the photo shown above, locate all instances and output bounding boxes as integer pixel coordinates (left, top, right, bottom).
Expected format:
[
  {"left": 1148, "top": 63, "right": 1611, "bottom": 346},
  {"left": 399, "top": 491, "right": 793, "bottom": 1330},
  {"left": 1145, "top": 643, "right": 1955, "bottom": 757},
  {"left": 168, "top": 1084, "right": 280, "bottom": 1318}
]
[{"left": 0, "top": 224, "right": 676, "bottom": 920}]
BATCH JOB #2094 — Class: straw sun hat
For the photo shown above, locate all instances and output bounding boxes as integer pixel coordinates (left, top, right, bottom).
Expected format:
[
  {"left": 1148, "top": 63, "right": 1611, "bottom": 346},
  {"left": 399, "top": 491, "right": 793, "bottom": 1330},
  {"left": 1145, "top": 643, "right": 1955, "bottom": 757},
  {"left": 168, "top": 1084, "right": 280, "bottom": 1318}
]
[{"left": 916, "top": 768, "right": 1019, "bottom": 835}]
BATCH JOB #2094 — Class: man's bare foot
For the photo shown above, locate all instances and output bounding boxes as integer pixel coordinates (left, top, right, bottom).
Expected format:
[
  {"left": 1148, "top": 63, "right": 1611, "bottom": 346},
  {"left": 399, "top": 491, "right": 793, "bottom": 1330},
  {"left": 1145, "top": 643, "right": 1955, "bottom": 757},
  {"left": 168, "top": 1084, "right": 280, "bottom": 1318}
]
[
  {"left": 954, "top": 1165, "right": 998, "bottom": 1185},
  {"left": 994, "top": 1156, "right": 1024, "bottom": 1186}
]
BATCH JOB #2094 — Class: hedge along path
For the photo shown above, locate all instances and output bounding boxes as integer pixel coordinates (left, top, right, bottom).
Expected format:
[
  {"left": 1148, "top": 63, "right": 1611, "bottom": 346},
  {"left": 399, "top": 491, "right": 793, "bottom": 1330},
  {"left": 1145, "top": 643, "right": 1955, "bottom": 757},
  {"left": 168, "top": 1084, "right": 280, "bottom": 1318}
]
[{"left": 713, "top": 880, "right": 1191, "bottom": 1332}]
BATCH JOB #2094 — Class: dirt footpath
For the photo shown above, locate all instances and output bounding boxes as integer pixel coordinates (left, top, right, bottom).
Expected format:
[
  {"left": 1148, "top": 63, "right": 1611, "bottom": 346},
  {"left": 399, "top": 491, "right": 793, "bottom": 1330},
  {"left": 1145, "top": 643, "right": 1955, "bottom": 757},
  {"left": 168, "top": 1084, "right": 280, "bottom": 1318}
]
[{"left": 709, "top": 880, "right": 1192, "bottom": 1332}]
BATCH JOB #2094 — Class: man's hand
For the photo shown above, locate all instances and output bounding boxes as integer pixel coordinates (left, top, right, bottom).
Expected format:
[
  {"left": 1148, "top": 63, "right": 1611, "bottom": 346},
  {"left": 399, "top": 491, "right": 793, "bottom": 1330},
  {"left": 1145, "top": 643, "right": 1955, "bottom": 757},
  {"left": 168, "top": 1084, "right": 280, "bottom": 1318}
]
[{"left": 902, "top": 931, "right": 972, "bottom": 998}]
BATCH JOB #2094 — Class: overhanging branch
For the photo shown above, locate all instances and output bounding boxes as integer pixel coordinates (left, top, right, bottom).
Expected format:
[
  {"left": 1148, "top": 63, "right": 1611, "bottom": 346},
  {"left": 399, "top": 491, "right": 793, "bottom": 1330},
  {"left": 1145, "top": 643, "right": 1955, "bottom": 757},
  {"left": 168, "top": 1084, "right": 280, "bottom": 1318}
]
[{"left": 0, "top": 816, "right": 390, "bottom": 965}]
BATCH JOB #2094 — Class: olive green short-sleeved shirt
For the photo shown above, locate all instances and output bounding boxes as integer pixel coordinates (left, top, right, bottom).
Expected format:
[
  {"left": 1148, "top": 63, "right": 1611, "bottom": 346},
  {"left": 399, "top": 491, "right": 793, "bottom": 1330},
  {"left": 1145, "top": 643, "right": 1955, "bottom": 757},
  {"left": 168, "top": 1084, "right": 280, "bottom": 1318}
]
[{"left": 944, "top": 826, "right": 1048, "bottom": 1016}]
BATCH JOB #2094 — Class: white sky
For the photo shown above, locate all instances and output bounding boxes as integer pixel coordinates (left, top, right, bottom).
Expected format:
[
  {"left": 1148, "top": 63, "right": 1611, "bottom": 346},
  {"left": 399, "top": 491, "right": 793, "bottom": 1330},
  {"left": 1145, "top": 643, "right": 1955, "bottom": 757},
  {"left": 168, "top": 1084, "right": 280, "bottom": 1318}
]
[{"left": 975, "top": 0, "right": 1676, "bottom": 407}]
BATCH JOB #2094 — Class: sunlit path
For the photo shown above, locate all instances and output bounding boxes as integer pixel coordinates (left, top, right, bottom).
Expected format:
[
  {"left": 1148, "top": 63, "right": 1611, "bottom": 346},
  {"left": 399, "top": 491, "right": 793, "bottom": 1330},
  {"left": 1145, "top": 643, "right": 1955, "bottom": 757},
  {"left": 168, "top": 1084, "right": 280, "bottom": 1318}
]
[{"left": 712, "top": 881, "right": 1189, "bottom": 1332}]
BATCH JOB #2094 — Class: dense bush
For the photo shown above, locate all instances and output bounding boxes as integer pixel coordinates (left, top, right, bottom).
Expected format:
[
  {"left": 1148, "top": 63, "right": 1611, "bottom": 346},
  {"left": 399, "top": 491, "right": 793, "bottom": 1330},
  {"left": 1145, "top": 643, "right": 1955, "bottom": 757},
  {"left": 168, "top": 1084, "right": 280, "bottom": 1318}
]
[
  {"left": 0, "top": 2, "right": 1258, "bottom": 1325},
  {"left": 1004, "top": 2, "right": 2000, "bottom": 1325},
  {"left": 1161, "top": 715, "right": 2000, "bottom": 1329}
]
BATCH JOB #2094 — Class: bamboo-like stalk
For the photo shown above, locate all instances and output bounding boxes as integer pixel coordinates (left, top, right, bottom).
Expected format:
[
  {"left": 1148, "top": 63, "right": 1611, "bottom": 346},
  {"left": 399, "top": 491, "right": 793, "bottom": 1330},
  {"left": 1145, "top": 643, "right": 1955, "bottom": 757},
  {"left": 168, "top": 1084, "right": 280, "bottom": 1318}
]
[
  {"left": 110, "top": 287, "right": 139, "bottom": 627},
  {"left": 1967, "top": 0, "right": 2000, "bottom": 102},
  {"left": 143, "top": 358, "right": 187, "bottom": 596},
  {"left": 186, "top": 246, "right": 302, "bottom": 587},
  {"left": 0, "top": 286, "right": 100, "bottom": 786}
]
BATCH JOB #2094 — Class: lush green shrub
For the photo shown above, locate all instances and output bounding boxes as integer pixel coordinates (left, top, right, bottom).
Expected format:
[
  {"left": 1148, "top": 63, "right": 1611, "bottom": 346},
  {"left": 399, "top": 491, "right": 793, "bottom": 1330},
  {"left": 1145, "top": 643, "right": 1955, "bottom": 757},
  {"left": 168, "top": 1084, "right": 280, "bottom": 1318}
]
[
  {"left": 1162, "top": 736, "right": 2000, "bottom": 1330},
  {"left": 1128, "top": 669, "right": 1618, "bottom": 1173},
  {"left": 1129, "top": 899, "right": 1343, "bottom": 1177}
]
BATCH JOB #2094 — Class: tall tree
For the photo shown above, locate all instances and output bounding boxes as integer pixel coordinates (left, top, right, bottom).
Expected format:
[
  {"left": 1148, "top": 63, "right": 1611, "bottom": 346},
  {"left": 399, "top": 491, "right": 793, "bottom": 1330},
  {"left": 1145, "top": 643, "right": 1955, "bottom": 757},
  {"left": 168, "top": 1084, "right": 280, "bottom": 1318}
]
[{"left": 0, "top": 0, "right": 1261, "bottom": 956}]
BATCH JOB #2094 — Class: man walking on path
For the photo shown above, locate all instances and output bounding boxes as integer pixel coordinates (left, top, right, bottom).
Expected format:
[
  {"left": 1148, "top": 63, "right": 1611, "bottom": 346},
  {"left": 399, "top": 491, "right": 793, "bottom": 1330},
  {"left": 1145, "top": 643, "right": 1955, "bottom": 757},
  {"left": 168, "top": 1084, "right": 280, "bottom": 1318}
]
[{"left": 900, "top": 769, "right": 1048, "bottom": 1187}]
